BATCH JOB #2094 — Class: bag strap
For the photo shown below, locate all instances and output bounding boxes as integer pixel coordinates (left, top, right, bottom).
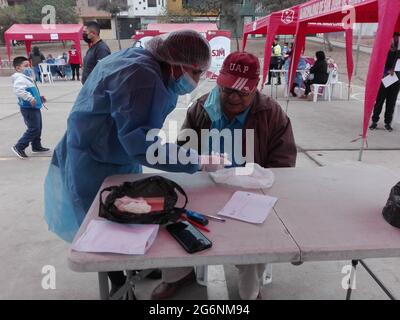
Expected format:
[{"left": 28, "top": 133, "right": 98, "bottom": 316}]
[
  {"left": 99, "top": 186, "right": 116, "bottom": 209},
  {"left": 163, "top": 177, "right": 188, "bottom": 209}
]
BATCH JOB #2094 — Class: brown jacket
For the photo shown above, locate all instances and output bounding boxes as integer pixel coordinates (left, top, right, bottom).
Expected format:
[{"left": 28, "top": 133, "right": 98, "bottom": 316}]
[{"left": 178, "top": 91, "right": 297, "bottom": 168}]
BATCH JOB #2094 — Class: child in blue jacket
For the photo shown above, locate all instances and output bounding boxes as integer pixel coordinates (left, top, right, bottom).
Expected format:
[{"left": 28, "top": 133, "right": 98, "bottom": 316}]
[{"left": 11, "top": 56, "right": 50, "bottom": 159}]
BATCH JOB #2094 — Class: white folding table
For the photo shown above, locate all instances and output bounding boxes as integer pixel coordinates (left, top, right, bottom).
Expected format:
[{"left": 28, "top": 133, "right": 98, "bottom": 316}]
[
  {"left": 68, "top": 172, "right": 300, "bottom": 300},
  {"left": 68, "top": 166, "right": 400, "bottom": 300},
  {"left": 264, "top": 166, "right": 400, "bottom": 299}
]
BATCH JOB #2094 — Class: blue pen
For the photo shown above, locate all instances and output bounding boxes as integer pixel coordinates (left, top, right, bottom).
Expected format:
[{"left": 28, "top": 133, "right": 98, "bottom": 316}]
[
  {"left": 186, "top": 210, "right": 225, "bottom": 223},
  {"left": 185, "top": 210, "right": 209, "bottom": 226}
]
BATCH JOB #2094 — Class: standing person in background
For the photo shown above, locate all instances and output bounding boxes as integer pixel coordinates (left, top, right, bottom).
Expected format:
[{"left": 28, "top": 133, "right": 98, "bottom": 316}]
[
  {"left": 81, "top": 21, "right": 111, "bottom": 84},
  {"left": 369, "top": 32, "right": 400, "bottom": 132},
  {"left": 68, "top": 44, "right": 81, "bottom": 81},
  {"left": 29, "top": 47, "right": 45, "bottom": 82},
  {"left": 266, "top": 39, "right": 282, "bottom": 85}
]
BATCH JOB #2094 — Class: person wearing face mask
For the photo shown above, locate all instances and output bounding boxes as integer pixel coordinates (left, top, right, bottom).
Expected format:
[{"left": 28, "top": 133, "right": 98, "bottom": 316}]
[
  {"left": 169, "top": 52, "right": 297, "bottom": 300},
  {"left": 44, "top": 30, "right": 215, "bottom": 298},
  {"left": 11, "top": 56, "right": 49, "bottom": 159},
  {"left": 81, "top": 21, "right": 111, "bottom": 84},
  {"left": 369, "top": 32, "right": 400, "bottom": 132},
  {"left": 68, "top": 44, "right": 81, "bottom": 81}
]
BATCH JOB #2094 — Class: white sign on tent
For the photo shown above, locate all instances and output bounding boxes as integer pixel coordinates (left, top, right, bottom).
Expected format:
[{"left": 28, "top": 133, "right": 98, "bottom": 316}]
[{"left": 207, "top": 32, "right": 231, "bottom": 80}]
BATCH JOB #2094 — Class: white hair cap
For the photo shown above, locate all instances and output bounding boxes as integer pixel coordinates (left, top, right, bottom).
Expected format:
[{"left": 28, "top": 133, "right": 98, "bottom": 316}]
[{"left": 145, "top": 30, "right": 211, "bottom": 71}]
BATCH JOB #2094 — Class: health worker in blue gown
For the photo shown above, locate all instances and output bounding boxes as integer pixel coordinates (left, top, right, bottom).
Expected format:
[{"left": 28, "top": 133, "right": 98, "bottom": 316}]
[{"left": 44, "top": 30, "right": 212, "bottom": 244}]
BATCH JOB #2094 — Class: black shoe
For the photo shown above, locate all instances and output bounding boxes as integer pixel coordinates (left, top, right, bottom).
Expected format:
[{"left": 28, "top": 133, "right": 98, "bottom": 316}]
[
  {"left": 32, "top": 147, "right": 50, "bottom": 153},
  {"left": 369, "top": 122, "right": 378, "bottom": 130},
  {"left": 385, "top": 124, "right": 393, "bottom": 132},
  {"left": 266, "top": 82, "right": 271, "bottom": 85},
  {"left": 277, "top": 81, "right": 282, "bottom": 85},
  {"left": 12, "top": 146, "right": 28, "bottom": 159}
]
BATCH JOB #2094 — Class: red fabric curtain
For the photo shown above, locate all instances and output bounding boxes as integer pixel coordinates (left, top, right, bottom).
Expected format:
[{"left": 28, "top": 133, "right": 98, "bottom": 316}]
[
  {"left": 242, "top": 33, "right": 249, "bottom": 51},
  {"left": 345, "top": 28, "right": 354, "bottom": 86}
]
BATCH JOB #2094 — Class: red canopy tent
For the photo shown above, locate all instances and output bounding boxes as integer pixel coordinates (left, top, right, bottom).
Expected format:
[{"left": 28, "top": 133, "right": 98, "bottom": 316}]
[
  {"left": 242, "top": 5, "right": 352, "bottom": 86},
  {"left": 289, "top": 0, "right": 400, "bottom": 158},
  {"left": 4, "top": 24, "right": 84, "bottom": 64}
]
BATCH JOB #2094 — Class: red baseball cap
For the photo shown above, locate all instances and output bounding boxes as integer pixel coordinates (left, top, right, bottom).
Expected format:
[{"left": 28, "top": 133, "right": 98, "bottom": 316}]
[{"left": 217, "top": 51, "right": 260, "bottom": 93}]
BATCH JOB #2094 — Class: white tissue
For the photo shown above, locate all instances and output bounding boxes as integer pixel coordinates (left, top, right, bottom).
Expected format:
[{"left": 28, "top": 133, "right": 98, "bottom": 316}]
[{"left": 209, "top": 163, "right": 274, "bottom": 189}]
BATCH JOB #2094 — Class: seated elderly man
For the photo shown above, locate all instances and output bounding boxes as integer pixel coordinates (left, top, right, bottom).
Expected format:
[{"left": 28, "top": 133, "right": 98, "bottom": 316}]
[{"left": 151, "top": 51, "right": 297, "bottom": 300}]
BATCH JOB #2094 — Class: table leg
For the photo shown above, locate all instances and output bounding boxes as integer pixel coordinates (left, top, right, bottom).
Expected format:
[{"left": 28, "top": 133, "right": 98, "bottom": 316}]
[
  {"left": 359, "top": 260, "right": 396, "bottom": 300},
  {"left": 345, "top": 260, "right": 358, "bottom": 300},
  {"left": 98, "top": 272, "right": 110, "bottom": 300}
]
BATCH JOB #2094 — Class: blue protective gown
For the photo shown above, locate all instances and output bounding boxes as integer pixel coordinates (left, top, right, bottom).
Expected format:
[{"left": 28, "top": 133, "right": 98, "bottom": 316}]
[
  {"left": 44, "top": 48, "right": 199, "bottom": 243},
  {"left": 284, "top": 57, "right": 307, "bottom": 87}
]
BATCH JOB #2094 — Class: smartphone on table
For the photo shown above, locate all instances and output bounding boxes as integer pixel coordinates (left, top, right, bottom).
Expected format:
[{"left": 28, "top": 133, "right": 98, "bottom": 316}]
[{"left": 166, "top": 221, "right": 212, "bottom": 254}]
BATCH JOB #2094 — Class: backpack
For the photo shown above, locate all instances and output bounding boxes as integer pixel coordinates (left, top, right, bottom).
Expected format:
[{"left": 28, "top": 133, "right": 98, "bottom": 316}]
[{"left": 382, "top": 182, "right": 400, "bottom": 228}]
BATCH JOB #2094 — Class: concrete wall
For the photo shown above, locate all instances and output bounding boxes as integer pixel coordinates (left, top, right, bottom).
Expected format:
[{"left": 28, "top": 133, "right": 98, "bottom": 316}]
[{"left": 129, "top": 0, "right": 165, "bottom": 16}]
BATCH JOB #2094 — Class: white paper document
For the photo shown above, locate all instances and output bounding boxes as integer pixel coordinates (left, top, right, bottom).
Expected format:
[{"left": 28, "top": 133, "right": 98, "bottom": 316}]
[
  {"left": 395, "top": 59, "right": 400, "bottom": 72},
  {"left": 217, "top": 191, "right": 278, "bottom": 224},
  {"left": 72, "top": 219, "right": 159, "bottom": 255},
  {"left": 382, "top": 73, "right": 399, "bottom": 88}
]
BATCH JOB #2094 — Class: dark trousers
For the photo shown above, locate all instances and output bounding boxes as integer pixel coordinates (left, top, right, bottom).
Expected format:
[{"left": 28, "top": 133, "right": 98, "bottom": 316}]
[
  {"left": 108, "top": 271, "right": 126, "bottom": 287},
  {"left": 70, "top": 64, "right": 80, "bottom": 80},
  {"left": 268, "top": 62, "right": 281, "bottom": 84},
  {"left": 372, "top": 82, "right": 400, "bottom": 124},
  {"left": 16, "top": 108, "right": 42, "bottom": 150},
  {"left": 33, "top": 66, "right": 41, "bottom": 82},
  {"left": 304, "top": 80, "right": 313, "bottom": 96},
  {"left": 304, "top": 79, "right": 327, "bottom": 96}
]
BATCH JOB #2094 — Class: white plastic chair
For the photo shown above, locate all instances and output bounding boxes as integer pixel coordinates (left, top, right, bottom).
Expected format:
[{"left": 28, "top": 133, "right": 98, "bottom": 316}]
[
  {"left": 38, "top": 63, "right": 54, "bottom": 84},
  {"left": 329, "top": 68, "right": 344, "bottom": 99},
  {"left": 311, "top": 71, "right": 333, "bottom": 103}
]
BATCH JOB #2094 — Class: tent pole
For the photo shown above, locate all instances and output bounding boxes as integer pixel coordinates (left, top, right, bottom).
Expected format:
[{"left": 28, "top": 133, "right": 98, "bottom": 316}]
[
  {"left": 355, "top": 24, "right": 363, "bottom": 77},
  {"left": 358, "top": 138, "right": 365, "bottom": 162},
  {"left": 348, "top": 82, "right": 351, "bottom": 101}
]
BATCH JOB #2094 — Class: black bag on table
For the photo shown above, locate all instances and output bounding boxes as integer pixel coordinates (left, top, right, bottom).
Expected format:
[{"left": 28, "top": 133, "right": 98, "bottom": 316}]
[
  {"left": 99, "top": 175, "right": 187, "bottom": 224},
  {"left": 382, "top": 181, "right": 400, "bottom": 228}
]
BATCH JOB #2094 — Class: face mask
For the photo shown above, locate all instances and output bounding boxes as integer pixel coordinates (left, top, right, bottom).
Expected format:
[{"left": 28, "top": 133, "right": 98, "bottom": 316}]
[
  {"left": 83, "top": 33, "right": 91, "bottom": 44},
  {"left": 169, "top": 66, "right": 198, "bottom": 95},
  {"left": 203, "top": 87, "right": 222, "bottom": 122},
  {"left": 22, "top": 67, "right": 34, "bottom": 78}
]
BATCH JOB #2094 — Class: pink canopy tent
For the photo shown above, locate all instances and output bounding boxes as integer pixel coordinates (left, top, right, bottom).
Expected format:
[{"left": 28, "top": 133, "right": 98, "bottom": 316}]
[
  {"left": 289, "top": 0, "right": 400, "bottom": 158},
  {"left": 4, "top": 24, "right": 84, "bottom": 64},
  {"left": 242, "top": 5, "right": 352, "bottom": 86}
]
